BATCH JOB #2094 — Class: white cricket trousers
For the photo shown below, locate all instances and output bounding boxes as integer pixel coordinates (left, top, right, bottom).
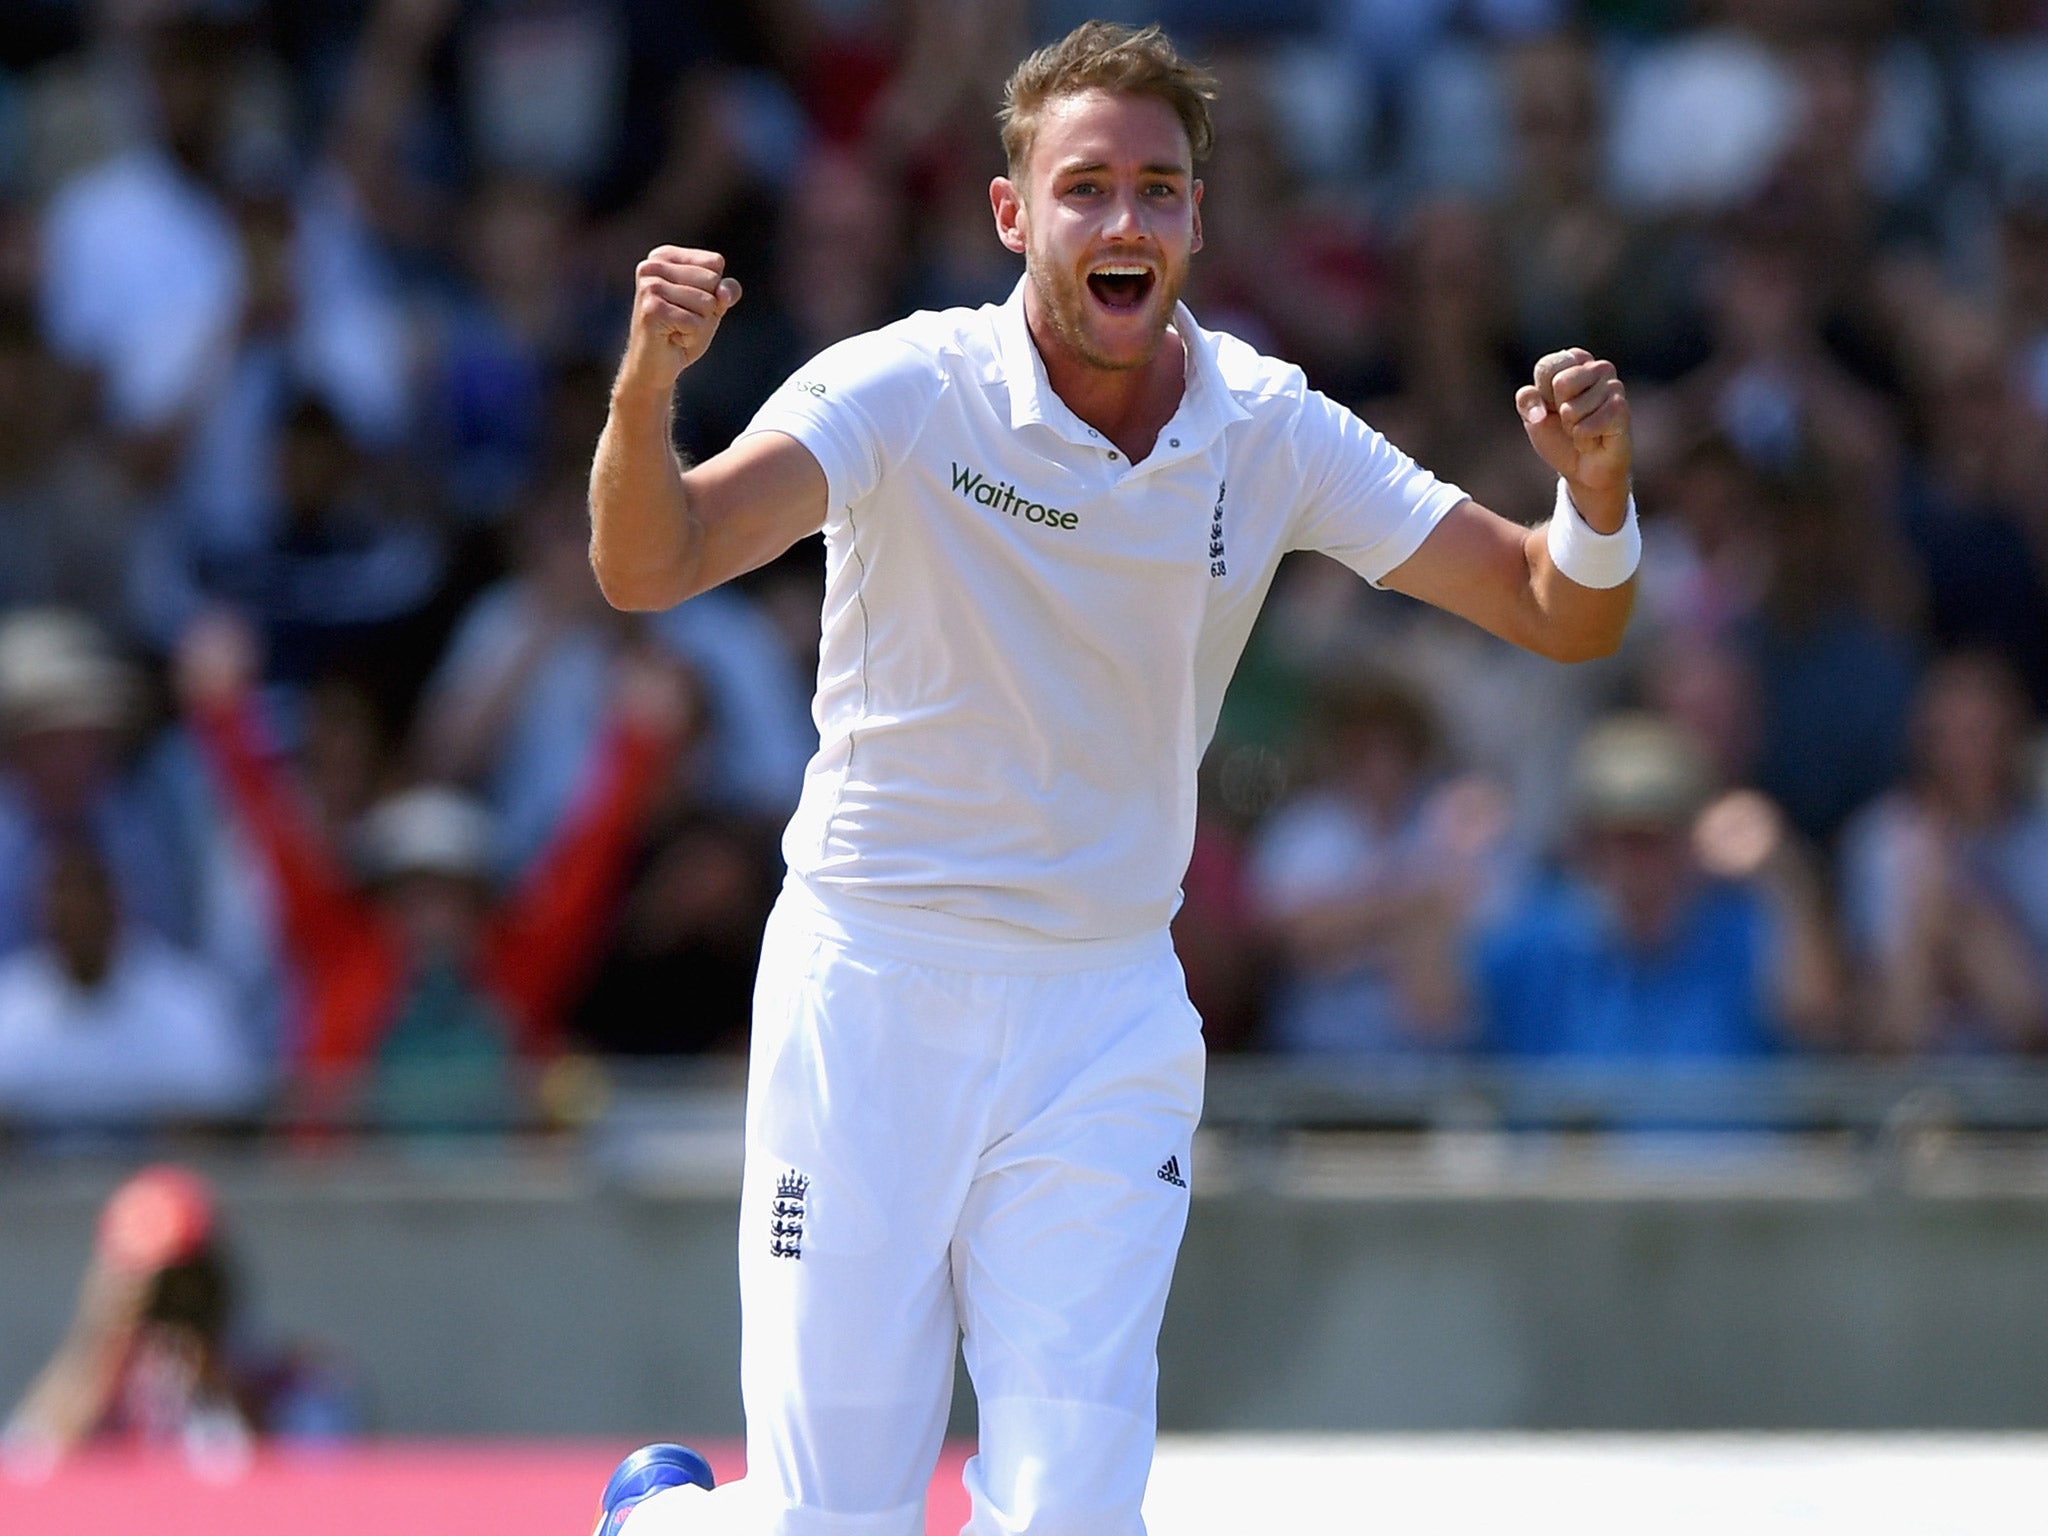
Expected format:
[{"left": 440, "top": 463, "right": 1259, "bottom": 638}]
[{"left": 630, "top": 887, "right": 1205, "bottom": 1536}]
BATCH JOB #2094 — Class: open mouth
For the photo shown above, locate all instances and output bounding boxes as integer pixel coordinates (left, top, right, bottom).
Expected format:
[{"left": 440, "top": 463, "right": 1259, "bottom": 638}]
[{"left": 1086, "top": 265, "right": 1155, "bottom": 314}]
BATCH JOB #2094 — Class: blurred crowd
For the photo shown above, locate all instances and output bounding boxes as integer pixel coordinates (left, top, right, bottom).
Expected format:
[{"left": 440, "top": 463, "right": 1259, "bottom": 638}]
[{"left": 1, "top": 0, "right": 2046, "bottom": 1141}]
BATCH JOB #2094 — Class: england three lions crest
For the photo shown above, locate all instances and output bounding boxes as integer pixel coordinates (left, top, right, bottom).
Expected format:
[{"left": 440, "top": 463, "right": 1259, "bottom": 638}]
[{"left": 770, "top": 1169, "right": 809, "bottom": 1259}]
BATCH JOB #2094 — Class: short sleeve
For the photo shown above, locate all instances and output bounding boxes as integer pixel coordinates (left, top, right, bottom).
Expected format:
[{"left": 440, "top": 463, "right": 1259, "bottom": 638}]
[
  {"left": 1287, "top": 387, "right": 1469, "bottom": 587},
  {"left": 738, "top": 333, "right": 943, "bottom": 512}
]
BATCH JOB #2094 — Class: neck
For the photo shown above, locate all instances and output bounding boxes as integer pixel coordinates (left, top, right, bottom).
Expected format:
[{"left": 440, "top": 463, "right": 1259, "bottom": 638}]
[{"left": 1023, "top": 287, "right": 1186, "bottom": 463}]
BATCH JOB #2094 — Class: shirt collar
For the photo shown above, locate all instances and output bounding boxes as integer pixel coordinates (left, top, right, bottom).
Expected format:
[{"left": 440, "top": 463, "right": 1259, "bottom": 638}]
[{"left": 992, "top": 276, "right": 1250, "bottom": 461}]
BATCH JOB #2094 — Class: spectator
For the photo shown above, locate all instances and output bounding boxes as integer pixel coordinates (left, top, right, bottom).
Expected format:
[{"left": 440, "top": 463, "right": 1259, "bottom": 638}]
[
  {"left": 0, "top": 610, "right": 185, "bottom": 955},
  {"left": 1476, "top": 713, "right": 1841, "bottom": 1059},
  {"left": 412, "top": 466, "right": 636, "bottom": 876},
  {"left": 1249, "top": 673, "right": 1508, "bottom": 1056},
  {"left": 1891, "top": 296, "right": 2048, "bottom": 709},
  {"left": 574, "top": 809, "right": 779, "bottom": 1059},
  {"left": 1362, "top": 194, "right": 1550, "bottom": 522},
  {"left": 1632, "top": 430, "right": 1770, "bottom": 641},
  {"left": 1665, "top": 217, "right": 1897, "bottom": 499},
  {"left": 1840, "top": 653, "right": 2048, "bottom": 1053},
  {"left": 175, "top": 614, "right": 687, "bottom": 1130},
  {"left": 1605, "top": 21, "right": 1803, "bottom": 217},
  {"left": 1495, "top": 33, "right": 1704, "bottom": 382},
  {"left": 414, "top": 465, "right": 811, "bottom": 872},
  {"left": 133, "top": 394, "right": 450, "bottom": 710},
  {"left": 1241, "top": 541, "right": 1628, "bottom": 862},
  {"left": 0, "top": 298, "right": 139, "bottom": 627},
  {"left": 899, "top": 145, "right": 1025, "bottom": 317},
  {"left": 4, "top": 1165, "right": 355, "bottom": 1472},
  {"left": 38, "top": 9, "right": 408, "bottom": 502},
  {"left": 1740, "top": 457, "right": 1921, "bottom": 843},
  {"left": 134, "top": 646, "right": 403, "bottom": 1086},
  {"left": 670, "top": 144, "right": 907, "bottom": 461},
  {"left": 418, "top": 172, "right": 589, "bottom": 522},
  {"left": 0, "top": 837, "right": 257, "bottom": 1133},
  {"left": 1497, "top": 34, "right": 1627, "bottom": 358},
  {"left": 1643, "top": 631, "right": 1765, "bottom": 793},
  {"left": 4, "top": 0, "right": 2045, "bottom": 1077},
  {"left": 1759, "top": 38, "right": 1942, "bottom": 303},
  {"left": 1170, "top": 784, "right": 1266, "bottom": 1055},
  {"left": 1183, "top": 46, "right": 1389, "bottom": 400},
  {"left": 1333, "top": 0, "right": 1562, "bottom": 185}
]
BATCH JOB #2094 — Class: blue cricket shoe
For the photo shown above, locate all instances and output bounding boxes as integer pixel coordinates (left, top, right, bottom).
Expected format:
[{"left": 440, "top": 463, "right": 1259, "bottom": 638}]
[{"left": 592, "top": 1443, "right": 717, "bottom": 1536}]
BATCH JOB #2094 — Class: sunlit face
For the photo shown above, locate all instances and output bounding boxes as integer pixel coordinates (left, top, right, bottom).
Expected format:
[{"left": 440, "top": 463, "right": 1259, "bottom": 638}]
[{"left": 993, "top": 89, "right": 1203, "bottom": 372}]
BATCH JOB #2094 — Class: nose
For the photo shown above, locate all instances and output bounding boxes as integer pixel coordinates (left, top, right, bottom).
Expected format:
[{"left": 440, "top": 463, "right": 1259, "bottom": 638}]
[{"left": 1102, "top": 188, "right": 1143, "bottom": 240}]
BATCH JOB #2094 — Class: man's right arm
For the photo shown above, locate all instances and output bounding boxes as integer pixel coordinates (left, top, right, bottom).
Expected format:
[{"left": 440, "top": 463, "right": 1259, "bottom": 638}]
[{"left": 589, "top": 245, "right": 828, "bottom": 612}]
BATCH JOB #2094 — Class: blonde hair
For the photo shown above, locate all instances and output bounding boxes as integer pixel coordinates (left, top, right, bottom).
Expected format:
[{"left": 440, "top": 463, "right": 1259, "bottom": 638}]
[{"left": 998, "top": 21, "right": 1216, "bottom": 178}]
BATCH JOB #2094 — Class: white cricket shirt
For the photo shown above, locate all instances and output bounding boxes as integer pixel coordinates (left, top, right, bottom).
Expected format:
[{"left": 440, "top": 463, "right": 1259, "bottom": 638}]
[{"left": 740, "top": 279, "right": 1467, "bottom": 961}]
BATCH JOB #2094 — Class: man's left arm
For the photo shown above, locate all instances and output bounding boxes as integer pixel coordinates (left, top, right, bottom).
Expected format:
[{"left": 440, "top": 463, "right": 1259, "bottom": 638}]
[{"left": 1381, "top": 348, "right": 1637, "bottom": 664}]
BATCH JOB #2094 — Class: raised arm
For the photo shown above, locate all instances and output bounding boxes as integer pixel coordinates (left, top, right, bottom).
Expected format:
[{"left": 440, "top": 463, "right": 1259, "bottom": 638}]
[
  {"left": 1381, "top": 348, "right": 1637, "bottom": 664},
  {"left": 590, "top": 246, "right": 828, "bottom": 611}
]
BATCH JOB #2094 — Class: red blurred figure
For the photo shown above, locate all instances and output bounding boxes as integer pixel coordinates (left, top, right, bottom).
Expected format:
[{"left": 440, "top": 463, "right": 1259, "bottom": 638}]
[
  {"left": 174, "top": 613, "right": 689, "bottom": 1131},
  {"left": 4, "top": 1166, "right": 354, "bottom": 1475}
]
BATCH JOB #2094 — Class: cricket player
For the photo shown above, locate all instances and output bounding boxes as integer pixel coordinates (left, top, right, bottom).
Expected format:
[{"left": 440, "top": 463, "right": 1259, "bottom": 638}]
[{"left": 586, "top": 21, "right": 1636, "bottom": 1536}]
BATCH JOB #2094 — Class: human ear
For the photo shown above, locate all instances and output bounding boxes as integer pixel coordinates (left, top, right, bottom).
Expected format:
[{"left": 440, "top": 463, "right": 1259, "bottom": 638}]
[{"left": 991, "top": 175, "right": 1028, "bottom": 256}]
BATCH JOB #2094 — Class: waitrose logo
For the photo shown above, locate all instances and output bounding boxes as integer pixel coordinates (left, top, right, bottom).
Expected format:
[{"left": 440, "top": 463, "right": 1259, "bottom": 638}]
[{"left": 950, "top": 462, "right": 1079, "bottom": 531}]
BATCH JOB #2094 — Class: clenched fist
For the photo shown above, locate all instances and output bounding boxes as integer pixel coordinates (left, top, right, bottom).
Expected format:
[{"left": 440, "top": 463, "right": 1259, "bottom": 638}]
[
  {"left": 623, "top": 245, "right": 743, "bottom": 389},
  {"left": 1516, "top": 347, "right": 1631, "bottom": 528}
]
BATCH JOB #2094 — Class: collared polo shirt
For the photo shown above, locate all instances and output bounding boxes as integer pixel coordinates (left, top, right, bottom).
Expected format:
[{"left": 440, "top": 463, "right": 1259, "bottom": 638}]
[{"left": 740, "top": 279, "right": 1466, "bottom": 957}]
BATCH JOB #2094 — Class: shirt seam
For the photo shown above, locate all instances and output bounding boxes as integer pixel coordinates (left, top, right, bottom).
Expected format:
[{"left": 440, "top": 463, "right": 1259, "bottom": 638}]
[
  {"left": 817, "top": 492, "right": 875, "bottom": 866},
  {"left": 812, "top": 362, "right": 946, "bottom": 865}
]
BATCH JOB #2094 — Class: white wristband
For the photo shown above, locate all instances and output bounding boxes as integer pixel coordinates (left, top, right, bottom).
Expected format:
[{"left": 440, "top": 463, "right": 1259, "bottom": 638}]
[{"left": 1546, "top": 478, "right": 1640, "bottom": 590}]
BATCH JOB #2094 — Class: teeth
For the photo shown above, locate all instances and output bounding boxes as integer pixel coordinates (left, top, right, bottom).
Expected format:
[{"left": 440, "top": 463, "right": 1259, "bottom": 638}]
[{"left": 1092, "top": 265, "right": 1150, "bottom": 277}]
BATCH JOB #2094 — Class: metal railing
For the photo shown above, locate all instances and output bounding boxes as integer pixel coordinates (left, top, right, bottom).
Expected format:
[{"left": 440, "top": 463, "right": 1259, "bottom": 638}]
[
  {"left": 14, "top": 1056, "right": 2048, "bottom": 1153},
  {"left": 1198, "top": 1057, "right": 2048, "bottom": 1135}
]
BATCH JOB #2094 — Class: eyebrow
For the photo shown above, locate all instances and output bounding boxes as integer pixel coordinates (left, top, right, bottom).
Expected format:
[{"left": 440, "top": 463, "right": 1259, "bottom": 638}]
[{"left": 1053, "top": 159, "right": 1189, "bottom": 179}]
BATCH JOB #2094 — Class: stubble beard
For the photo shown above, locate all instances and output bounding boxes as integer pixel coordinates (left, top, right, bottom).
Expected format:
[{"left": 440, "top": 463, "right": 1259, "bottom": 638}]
[{"left": 1027, "top": 252, "right": 1185, "bottom": 374}]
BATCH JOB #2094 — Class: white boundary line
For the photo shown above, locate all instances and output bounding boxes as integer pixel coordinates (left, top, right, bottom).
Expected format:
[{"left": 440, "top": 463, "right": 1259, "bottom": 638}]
[{"left": 1143, "top": 1434, "right": 2048, "bottom": 1535}]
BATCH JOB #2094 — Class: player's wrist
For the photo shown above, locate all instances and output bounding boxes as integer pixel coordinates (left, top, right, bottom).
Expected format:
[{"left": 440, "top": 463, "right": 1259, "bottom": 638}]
[
  {"left": 1547, "top": 477, "right": 1640, "bottom": 590},
  {"left": 614, "top": 341, "right": 686, "bottom": 402},
  {"left": 1559, "top": 473, "right": 1629, "bottom": 533}
]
